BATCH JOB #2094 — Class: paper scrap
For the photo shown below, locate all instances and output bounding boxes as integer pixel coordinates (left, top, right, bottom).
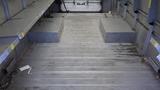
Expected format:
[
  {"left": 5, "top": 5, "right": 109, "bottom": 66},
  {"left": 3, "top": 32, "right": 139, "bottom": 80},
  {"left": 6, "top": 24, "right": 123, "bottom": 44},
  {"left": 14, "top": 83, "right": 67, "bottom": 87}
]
[{"left": 19, "top": 65, "right": 32, "bottom": 74}]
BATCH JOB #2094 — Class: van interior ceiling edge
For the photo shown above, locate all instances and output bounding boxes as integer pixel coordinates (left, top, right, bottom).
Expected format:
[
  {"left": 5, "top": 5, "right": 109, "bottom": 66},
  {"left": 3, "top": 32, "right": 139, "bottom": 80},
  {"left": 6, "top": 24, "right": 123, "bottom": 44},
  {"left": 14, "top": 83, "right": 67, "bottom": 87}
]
[{"left": 0, "top": 0, "right": 160, "bottom": 90}]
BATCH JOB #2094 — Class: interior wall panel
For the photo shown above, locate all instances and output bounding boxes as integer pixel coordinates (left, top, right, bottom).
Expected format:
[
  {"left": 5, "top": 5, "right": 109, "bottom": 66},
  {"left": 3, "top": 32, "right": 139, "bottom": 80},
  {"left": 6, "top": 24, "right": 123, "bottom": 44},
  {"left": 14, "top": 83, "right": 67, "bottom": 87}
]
[
  {"left": 131, "top": 0, "right": 160, "bottom": 55},
  {"left": 7, "top": 0, "right": 22, "bottom": 17},
  {"left": 0, "top": 2, "right": 5, "bottom": 24},
  {"left": 158, "top": 0, "right": 160, "bottom": 21},
  {"left": 102, "top": 0, "right": 112, "bottom": 12},
  {"left": 140, "top": 0, "right": 149, "bottom": 13},
  {"left": 26, "top": 0, "right": 36, "bottom": 6}
]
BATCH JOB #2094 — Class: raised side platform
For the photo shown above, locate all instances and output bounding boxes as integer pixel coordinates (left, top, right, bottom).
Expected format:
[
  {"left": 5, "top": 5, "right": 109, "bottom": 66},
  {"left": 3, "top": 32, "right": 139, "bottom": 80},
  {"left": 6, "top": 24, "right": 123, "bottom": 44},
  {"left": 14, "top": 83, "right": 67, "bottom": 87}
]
[
  {"left": 100, "top": 17, "right": 136, "bottom": 43},
  {"left": 28, "top": 18, "right": 64, "bottom": 43}
]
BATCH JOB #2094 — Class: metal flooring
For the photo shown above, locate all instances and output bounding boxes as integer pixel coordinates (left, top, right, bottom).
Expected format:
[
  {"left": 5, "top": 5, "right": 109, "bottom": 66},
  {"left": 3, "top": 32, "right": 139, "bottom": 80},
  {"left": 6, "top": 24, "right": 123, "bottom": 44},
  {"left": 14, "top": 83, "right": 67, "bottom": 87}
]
[{"left": 8, "top": 13, "right": 160, "bottom": 90}]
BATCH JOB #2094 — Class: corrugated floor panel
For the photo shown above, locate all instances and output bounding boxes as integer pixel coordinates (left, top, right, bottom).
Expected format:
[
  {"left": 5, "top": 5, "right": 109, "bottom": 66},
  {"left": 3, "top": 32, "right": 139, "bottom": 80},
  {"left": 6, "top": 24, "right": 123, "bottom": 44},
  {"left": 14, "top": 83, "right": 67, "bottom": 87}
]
[{"left": 8, "top": 13, "right": 160, "bottom": 90}]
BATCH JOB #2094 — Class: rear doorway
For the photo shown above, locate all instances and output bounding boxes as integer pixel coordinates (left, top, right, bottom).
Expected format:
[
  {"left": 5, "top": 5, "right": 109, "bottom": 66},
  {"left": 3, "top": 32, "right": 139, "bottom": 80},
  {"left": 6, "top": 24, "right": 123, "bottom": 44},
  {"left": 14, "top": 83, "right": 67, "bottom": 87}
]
[{"left": 61, "top": 0, "right": 102, "bottom": 12}]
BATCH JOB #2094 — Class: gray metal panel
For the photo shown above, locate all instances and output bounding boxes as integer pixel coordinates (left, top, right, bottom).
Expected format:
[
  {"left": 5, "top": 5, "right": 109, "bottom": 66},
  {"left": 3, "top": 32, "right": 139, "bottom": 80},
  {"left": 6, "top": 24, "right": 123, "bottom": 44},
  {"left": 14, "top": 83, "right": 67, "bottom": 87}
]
[
  {"left": 0, "top": 2, "right": 5, "bottom": 24},
  {"left": 127, "top": 4, "right": 134, "bottom": 16},
  {"left": 135, "top": 21, "right": 148, "bottom": 54},
  {"left": 130, "top": 0, "right": 134, "bottom": 4},
  {"left": 138, "top": 12, "right": 149, "bottom": 28},
  {"left": 102, "top": 0, "right": 112, "bottom": 12},
  {"left": 7, "top": 0, "right": 22, "bottom": 17},
  {"left": 140, "top": 0, "right": 149, "bottom": 13},
  {"left": 126, "top": 12, "right": 133, "bottom": 26},
  {"left": 158, "top": 0, "right": 160, "bottom": 21},
  {"left": 26, "top": 0, "right": 36, "bottom": 6}
]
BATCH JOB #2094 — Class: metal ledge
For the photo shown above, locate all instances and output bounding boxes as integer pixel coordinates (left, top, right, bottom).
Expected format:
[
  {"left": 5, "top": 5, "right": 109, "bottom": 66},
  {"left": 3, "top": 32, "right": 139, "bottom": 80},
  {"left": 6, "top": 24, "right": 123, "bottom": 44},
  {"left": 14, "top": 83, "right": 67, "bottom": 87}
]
[{"left": 0, "top": 37, "right": 19, "bottom": 64}]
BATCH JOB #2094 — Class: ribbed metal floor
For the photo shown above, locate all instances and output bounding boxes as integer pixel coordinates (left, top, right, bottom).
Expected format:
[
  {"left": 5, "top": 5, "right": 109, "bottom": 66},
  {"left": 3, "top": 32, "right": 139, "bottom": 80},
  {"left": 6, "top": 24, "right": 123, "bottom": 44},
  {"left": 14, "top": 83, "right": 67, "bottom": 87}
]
[{"left": 8, "top": 13, "right": 160, "bottom": 90}]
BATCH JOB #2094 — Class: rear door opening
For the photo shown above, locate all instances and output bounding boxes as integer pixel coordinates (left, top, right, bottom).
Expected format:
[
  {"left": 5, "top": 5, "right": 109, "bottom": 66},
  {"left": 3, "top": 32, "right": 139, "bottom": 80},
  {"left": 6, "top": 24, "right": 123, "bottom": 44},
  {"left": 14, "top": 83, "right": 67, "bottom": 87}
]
[{"left": 61, "top": 0, "right": 102, "bottom": 12}]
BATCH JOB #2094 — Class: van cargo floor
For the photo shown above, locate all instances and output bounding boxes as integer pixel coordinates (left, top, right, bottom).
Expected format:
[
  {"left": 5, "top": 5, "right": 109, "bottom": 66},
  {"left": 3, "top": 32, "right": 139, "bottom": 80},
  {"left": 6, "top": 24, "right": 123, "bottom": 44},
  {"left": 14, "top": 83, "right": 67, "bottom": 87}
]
[{"left": 8, "top": 13, "right": 160, "bottom": 90}]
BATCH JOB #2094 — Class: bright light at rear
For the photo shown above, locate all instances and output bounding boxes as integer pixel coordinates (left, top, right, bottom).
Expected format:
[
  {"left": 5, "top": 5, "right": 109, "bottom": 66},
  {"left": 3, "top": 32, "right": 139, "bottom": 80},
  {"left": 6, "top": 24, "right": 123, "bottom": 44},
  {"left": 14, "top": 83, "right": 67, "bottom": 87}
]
[{"left": 61, "top": 0, "right": 102, "bottom": 12}]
